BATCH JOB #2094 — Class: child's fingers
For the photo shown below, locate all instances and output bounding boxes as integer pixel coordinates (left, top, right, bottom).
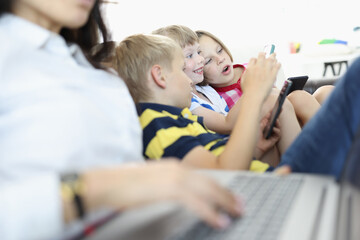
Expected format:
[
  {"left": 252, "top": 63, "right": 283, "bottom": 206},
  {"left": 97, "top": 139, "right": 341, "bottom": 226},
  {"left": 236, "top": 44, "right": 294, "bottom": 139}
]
[
  {"left": 247, "top": 57, "right": 257, "bottom": 67},
  {"left": 273, "top": 62, "right": 281, "bottom": 75},
  {"left": 264, "top": 111, "right": 272, "bottom": 121},
  {"left": 271, "top": 126, "right": 281, "bottom": 138},
  {"left": 256, "top": 52, "right": 266, "bottom": 65},
  {"left": 275, "top": 165, "right": 292, "bottom": 176},
  {"left": 275, "top": 119, "right": 281, "bottom": 129},
  {"left": 258, "top": 52, "right": 266, "bottom": 59},
  {"left": 268, "top": 52, "right": 277, "bottom": 59},
  {"left": 266, "top": 54, "right": 278, "bottom": 69}
]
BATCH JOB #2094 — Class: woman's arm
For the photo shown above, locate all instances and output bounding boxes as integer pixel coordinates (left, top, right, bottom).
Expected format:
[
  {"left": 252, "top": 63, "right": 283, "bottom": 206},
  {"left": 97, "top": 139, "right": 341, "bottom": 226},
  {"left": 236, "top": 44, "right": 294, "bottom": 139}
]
[{"left": 64, "top": 161, "right": 243, "bottom": 229}]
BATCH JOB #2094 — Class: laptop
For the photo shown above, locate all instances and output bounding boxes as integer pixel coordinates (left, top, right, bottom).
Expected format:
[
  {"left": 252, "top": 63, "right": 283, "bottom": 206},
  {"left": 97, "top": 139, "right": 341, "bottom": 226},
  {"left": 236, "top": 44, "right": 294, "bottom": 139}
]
[
  {"left": 166, "top": 124, "right": 360, "bottom": 240},
  {"left": 84, "top": 123, "right": 360, "bottom": 240}
]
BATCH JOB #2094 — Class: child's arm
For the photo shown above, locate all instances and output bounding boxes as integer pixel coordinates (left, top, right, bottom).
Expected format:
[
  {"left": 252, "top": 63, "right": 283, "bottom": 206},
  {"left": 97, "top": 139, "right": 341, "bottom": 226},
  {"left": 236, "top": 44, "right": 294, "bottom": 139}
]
[
  {"left": 183, "top": 53, "right": 280, "bottom": 170},
  {"left": 191, "top": 96, "right": 248, "bottom": 135},
  {"left": 191, "top": 77, "right": 264, "bottom": 136},
  {"left": 255, "top": 114, "right": 281, "bottom": 160}
]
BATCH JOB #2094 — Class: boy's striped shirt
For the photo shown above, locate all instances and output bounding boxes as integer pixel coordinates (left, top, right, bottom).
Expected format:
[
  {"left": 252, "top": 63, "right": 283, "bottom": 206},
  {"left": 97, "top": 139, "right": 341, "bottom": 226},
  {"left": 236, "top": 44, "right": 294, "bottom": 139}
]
[{"left": 137, "top": 103, "right": 271, "bottom": 172}]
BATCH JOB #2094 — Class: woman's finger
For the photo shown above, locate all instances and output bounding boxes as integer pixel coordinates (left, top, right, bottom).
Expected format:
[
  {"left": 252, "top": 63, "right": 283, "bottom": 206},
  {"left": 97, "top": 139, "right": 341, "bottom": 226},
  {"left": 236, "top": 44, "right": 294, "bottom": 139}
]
[
  {"left": 179, "top": 191, "right": 232, "bottom": 229},
  {"left": 179, "top": 172, "right": 244, "bottom": 220}
]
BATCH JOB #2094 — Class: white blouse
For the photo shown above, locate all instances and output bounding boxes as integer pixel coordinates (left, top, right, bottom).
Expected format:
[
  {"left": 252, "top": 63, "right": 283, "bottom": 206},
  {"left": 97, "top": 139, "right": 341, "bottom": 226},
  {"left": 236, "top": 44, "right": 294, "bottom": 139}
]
[{"left": 0, "top": 14, "right": 143, "bottom": 239}]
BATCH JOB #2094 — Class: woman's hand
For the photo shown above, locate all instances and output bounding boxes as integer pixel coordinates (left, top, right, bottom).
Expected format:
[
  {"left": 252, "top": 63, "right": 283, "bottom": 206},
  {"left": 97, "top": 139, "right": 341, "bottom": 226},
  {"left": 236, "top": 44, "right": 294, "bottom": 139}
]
[
  {"left": 82, "top": 160, "right": 243, "bottom": 229},
  {"left": 254, "top": 112, "right": 281, "bottom": 159}
]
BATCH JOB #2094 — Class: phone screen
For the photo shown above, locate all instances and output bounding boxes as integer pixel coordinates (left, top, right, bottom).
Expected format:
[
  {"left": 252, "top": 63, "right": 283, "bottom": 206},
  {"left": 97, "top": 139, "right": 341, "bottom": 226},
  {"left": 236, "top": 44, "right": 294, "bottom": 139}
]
[
  {"left": 263, "top": 44, "right": 275, "bottom": 58},
  {"left": 263, "top": 79, "right": 293, "bottom": 139}
]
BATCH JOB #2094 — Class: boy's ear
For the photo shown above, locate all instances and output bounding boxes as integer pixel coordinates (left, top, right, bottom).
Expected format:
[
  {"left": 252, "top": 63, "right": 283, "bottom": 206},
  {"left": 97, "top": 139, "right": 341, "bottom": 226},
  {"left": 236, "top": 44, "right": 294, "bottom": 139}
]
[{"left": 150, "top": 65, "right": 166, "bottom": 89}]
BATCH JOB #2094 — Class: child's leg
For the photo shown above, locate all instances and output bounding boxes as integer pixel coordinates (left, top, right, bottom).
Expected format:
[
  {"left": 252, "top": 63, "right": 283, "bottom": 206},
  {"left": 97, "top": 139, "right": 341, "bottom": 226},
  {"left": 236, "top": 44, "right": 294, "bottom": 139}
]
[
  {"left": 287, "top": 90, "right": 321, "bottom": 126},
  {"left": 277, "top": 98, "right": 302, "bottom": 153},
  {"left": 279, "top": 58, "right": 360, "bottom": 178},
  {"left": 260, "top": 146, "right": 280, "bottom": 167},
  {"left": 313, "top": 85, "right": 335, "bottom": 105}
]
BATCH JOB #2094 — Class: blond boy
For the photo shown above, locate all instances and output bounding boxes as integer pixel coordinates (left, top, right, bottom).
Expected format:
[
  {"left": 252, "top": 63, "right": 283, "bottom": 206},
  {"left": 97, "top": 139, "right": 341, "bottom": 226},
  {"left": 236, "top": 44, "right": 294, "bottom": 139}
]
[
  {"left": 153, "top": 25, "right": 303, "bottom": 168},
  {"left": 114, "top": 34, "right": 280, "bottom": 172}
]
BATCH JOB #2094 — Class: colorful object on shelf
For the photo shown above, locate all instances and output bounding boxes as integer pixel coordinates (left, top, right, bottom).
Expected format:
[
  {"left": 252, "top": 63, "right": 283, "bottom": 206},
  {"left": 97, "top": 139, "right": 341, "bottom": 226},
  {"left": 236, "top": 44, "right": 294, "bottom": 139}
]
[
  {"left": 289, "top": 42, "right": 301, "bottom": 54},
  {"left": 318, "top": 39, "right": 348, "bottom": 45}
]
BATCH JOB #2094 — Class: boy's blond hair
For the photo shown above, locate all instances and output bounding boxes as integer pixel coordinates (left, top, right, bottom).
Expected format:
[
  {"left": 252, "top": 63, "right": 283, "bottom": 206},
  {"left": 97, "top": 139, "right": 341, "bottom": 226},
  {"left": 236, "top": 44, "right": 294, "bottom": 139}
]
[
  {"left": 196, "top": 30, "right": 234, "bottom": 62},
  {"left": 114, "top": 34, "right": 181, "bottom": 103},
  {"left": 152, "top": 25, "right": 198, "bottom": 48}
]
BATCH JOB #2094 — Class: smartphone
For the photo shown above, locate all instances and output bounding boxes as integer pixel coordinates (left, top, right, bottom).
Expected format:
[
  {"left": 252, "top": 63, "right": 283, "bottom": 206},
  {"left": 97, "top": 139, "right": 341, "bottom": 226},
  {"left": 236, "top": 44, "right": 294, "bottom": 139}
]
[
  {"left": 263, "top": 79, "right": 293, "bottom": 139},
  {"left": 287, "top": 76, "right": 309, "bottom": 95},
  {"left": 263, "top": 44, "right": 275, "bottom": 58}
]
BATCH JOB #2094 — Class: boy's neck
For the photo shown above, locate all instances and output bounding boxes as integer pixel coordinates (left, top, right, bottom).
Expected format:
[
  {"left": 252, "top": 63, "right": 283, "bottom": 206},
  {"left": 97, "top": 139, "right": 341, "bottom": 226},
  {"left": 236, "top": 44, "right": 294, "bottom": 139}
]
[{"left": 139, "top": 99, "right": 186, "bottom": 110}]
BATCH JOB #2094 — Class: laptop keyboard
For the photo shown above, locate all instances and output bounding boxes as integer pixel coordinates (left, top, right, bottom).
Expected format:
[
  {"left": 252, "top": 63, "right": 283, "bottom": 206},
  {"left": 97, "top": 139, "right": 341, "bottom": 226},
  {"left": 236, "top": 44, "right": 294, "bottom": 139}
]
[{"left": 169, "top": 174, "right": 304, "bottom": 240}]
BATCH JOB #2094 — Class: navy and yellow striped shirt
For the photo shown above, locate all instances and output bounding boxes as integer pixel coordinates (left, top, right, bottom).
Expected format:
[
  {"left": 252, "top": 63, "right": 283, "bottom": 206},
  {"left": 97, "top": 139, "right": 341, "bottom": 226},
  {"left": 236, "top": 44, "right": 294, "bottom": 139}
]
[{"left": 137, "top": 103, "right": 270, "bottom": 172}]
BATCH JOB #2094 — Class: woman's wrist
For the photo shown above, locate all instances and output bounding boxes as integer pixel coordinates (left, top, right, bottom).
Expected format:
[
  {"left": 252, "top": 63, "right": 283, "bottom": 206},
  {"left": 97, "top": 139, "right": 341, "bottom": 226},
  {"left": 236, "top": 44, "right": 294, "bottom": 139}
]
[{"left": 60, "top": 173, "right": 89, "bottom": 223}]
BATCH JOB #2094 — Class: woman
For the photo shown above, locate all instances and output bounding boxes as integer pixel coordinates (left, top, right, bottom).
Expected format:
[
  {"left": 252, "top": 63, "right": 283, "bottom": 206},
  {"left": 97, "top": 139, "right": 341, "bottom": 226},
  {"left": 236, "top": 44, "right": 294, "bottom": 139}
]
[{"left": 0, "top": 1, "right": 242, "bottom": 239}]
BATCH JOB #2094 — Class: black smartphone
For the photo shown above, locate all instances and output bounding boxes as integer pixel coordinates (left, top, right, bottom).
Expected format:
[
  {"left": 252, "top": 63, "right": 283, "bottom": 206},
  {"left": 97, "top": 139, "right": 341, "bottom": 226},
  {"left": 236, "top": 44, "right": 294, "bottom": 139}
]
[
  {"left": 263, "top": 79, "right": 293, "bottom": 139},
  {"left": 287, "top": 75, "right": 309, "bottom": 95}
]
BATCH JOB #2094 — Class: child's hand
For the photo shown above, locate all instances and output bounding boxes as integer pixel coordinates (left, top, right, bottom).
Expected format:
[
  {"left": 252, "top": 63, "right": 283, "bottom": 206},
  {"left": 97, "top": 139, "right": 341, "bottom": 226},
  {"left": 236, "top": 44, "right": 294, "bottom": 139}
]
[
  {"left": 275, "top": 165, "right": 292, "bottom": 175},
  {"left": 254, "top": 112, "right": 281, "bottom": 159},
  {"left": 241, "top": 53, "right": 281, "bottom": 103}
]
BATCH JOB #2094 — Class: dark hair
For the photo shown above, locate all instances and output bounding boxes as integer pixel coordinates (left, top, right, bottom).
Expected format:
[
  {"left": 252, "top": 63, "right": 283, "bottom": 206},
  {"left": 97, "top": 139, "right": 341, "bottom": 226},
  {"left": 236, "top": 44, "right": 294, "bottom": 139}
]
[
  {"left": 90, "top": 40, "right": 117, "bottom": 66},
  {"left": 60, "top": 0, "right": 110, "bottom": 69},
  {"left": 1, "top": 0, "right": 110, "bottom": 69},
  {"left": 0, "top": 0, "right": 12, "bottom": 16}
]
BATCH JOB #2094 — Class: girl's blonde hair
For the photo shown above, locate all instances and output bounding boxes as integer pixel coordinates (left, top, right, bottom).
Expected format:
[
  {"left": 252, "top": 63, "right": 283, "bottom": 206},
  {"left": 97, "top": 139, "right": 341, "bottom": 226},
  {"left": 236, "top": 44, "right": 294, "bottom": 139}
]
[
  {"left": 114, "top": 34, "right": 180, "bottom": 103},
  {"left": 196, "top": 30, "right": 234, "bottom": 62},
  {"left": 152, "top": 25, "right": 198, "bottom": 48},
  {"left": 195, "top": 30, "right": 234, "bottom": 86}
]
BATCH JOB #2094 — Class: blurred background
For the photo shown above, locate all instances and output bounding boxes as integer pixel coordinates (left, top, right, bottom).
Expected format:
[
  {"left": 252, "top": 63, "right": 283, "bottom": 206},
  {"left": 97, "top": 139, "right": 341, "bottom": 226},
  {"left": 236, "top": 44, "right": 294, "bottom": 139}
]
[{"left": 103, "top": 0, "right": 360, "bottom": 83}]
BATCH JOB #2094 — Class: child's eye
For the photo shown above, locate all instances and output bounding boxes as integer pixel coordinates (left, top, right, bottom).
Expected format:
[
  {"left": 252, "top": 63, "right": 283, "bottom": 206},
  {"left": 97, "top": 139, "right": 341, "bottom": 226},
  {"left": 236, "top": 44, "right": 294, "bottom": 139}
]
[
  {"left": 217, "top": 48, "right": 223, "bottom": 54},
  {"left": 197, "top": 50, "right": 202, "bottom": 55},
  {"left": 205, "top": 58, "right": 212, "bottom": 65},
  {"left": 186, "top": 54, "right": 193, "bottom": 59}
]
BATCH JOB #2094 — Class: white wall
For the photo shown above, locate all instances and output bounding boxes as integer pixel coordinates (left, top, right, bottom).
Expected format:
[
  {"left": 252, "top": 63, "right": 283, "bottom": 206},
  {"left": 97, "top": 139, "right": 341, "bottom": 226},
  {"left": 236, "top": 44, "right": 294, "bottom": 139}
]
[{"left": 103, "top": 0, "right": 358, "bottom": 66}]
